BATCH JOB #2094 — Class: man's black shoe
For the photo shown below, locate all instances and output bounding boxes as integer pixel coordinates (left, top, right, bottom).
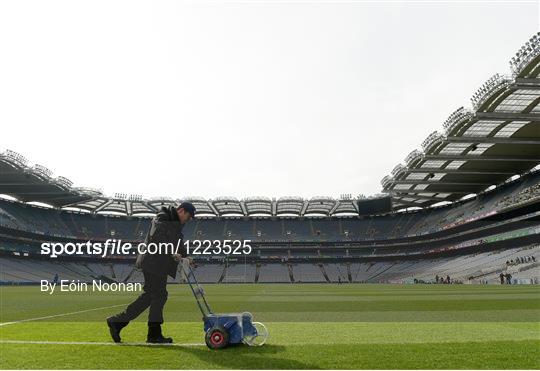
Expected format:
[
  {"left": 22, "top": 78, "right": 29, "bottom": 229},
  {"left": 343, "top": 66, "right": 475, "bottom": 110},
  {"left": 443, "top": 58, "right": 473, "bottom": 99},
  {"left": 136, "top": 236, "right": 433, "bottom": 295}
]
[
  {"left": 106, "top": 317, "right": 123, "bottom": 343},
  {"left": 146, "top": 336, "right": 173, "bottom": 344}
]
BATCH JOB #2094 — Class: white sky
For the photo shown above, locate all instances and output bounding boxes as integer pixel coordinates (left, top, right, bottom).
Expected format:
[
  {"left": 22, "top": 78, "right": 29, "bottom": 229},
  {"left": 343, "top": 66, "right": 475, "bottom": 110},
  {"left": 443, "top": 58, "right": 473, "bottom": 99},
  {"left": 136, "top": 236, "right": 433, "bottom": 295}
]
[{"left": 1, "top": 1, "right": 538, "bottom": 200}]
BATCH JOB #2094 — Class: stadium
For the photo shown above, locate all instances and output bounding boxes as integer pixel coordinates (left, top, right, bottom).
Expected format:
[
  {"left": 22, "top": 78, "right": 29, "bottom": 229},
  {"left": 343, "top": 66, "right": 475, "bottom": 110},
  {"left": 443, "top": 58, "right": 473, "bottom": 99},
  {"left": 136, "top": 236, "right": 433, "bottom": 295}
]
[{"left": 1, "top": 24, "right": 540, "bottom": 371}]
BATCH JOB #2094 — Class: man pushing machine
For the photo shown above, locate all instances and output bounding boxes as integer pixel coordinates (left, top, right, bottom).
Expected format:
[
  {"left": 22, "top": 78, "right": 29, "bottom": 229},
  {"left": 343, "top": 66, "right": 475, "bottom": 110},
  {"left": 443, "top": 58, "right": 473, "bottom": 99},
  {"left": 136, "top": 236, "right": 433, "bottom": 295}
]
[{"left": 106, "top": 202, "right": 196, "bottom": 344}]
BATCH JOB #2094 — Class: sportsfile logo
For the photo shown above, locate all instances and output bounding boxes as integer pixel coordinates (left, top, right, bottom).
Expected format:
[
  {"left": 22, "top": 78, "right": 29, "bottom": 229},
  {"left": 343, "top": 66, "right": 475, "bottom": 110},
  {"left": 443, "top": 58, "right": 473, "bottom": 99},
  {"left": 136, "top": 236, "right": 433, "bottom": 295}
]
[{"left": 39, "top": 239, "right": 252, "bottom": 258}]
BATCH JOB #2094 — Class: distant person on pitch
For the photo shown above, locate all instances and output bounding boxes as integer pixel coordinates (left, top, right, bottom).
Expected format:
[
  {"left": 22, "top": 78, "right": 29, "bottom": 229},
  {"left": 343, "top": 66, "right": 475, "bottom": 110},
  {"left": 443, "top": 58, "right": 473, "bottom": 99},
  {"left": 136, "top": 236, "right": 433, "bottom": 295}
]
[{"left": 106, "top": 202, "right": 196, "bottom": 344}]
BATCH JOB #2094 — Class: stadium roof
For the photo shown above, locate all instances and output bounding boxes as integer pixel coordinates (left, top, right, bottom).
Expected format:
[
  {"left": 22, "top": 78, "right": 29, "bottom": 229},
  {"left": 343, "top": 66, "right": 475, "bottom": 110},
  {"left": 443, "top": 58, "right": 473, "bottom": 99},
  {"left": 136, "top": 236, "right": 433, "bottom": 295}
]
[
  {"left": 0, "top": 151, "right": 361, "bottom": 216},
  {"left": 1, "top": 33, "right": 539, "bottom": 216},
  {"left": 0, "top": 157, "right": 360, "bottom": 217},
  {"left": 381, "top": 33, "right": 540, "bottom": 209},
  {"left": 0, "top": 151, "right": 99, "bottom": 207}
]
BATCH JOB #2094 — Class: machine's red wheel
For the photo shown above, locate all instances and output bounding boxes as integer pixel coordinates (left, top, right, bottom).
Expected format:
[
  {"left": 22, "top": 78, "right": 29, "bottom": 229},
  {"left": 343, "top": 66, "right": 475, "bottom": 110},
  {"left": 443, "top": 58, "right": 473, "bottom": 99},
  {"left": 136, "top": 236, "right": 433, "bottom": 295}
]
[
  {"left": 211, "top": 332, "right": 224, "bottom": 345},
  {"left": 205, "top": 326, "right": 229, "bottom": 349}
]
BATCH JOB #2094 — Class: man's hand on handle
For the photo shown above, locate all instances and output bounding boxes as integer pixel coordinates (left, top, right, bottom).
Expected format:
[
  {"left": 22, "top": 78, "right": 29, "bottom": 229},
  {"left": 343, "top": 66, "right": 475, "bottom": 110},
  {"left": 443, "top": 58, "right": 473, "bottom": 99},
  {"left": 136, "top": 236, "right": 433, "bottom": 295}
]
[{"left": 175, "top": 255, "right": 194, "bottom": 272}]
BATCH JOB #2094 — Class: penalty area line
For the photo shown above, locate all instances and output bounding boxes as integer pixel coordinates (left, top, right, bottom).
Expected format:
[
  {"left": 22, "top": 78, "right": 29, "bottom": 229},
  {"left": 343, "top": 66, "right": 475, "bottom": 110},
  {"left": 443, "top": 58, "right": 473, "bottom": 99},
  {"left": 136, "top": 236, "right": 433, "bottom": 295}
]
[
  {"left": 0, "top": 340, "right": 205, "bottom": 347},
  {"left": 0, "top": 303, "right": 128, "bottom": 327}
]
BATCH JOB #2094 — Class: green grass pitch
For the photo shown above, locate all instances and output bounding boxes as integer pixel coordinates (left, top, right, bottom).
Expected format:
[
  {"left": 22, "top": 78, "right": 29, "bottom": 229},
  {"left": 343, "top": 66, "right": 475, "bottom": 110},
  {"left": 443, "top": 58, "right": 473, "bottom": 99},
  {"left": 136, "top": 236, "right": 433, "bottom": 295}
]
[{"left": 1, "top": 283, "right": 539, "bottom": 369}]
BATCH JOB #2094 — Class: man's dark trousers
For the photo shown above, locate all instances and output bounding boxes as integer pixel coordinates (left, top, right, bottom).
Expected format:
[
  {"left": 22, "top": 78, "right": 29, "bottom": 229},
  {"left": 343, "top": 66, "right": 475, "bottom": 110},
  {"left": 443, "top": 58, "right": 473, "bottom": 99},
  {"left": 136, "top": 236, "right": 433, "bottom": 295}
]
[{"left": 116, "top": 271, "right": 168, "bottom": 324}]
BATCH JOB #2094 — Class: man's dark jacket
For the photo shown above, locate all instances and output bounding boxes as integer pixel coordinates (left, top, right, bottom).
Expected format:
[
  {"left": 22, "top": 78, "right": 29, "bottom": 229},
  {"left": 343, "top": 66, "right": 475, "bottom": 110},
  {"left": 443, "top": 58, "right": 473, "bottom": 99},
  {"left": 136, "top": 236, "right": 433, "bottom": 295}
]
[{"left": 135, "top": 206, "right": 186, "bottom": 279}]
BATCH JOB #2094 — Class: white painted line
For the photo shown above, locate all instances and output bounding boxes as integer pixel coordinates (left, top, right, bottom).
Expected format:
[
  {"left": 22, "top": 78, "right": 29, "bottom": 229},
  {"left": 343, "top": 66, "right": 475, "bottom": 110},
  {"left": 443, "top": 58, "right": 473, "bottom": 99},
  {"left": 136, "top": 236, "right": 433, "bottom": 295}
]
[
  {"left": 0, "top": 340, "right": 205, "bottom": 347},
  {"left": 0, "top": 303, "right": 127, "bottom": 327}
]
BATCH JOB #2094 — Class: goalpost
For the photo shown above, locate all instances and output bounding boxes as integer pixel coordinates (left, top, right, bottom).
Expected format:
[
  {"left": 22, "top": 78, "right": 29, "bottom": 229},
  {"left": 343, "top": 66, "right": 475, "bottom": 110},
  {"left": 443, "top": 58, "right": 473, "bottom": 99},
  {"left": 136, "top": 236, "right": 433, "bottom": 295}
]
[{"left": 223, "top": 255, "right": 249, "bottom": 284}]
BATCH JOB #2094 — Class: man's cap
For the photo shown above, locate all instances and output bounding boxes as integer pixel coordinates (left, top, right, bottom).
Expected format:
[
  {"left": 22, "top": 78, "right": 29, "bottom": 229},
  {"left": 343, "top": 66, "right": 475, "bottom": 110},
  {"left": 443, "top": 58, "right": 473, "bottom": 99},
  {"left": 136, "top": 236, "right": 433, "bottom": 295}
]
[{"left": 178, "top": 202, "right": 196, "bottom": 218}]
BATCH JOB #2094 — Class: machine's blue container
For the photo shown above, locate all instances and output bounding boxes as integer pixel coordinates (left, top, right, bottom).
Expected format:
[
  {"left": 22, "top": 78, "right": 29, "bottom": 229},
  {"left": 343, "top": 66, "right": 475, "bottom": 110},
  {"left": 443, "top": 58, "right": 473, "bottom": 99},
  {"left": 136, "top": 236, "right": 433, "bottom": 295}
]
[{"left": 203, "top": 312, "right": 257, "bottom": 345}]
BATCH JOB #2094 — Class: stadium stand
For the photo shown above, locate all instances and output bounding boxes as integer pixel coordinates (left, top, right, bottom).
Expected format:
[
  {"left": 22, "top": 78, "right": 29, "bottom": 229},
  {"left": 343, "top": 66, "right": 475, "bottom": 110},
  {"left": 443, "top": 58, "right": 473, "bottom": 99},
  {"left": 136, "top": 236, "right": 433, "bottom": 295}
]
[{"left": 1, "top": 169, "right": 538, "bottom": 243}]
